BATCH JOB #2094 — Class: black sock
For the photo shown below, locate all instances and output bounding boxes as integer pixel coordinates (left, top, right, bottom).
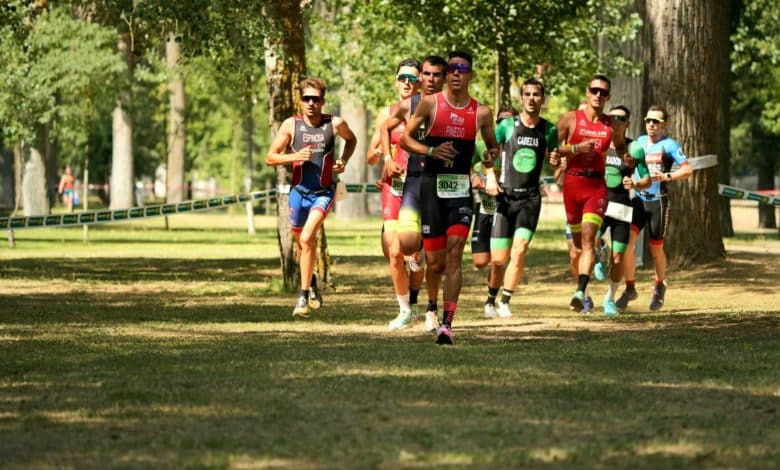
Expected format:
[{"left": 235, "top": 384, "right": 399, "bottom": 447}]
[
  {"left": 310, "top": 274, "right": 317, "bottom": 288},
  {"left": 299, "top": 289, "right": 309, "bottom": 299},
  {"left": 577, "top": 274, "right": 590, "bottom": 293},
  {"left": 409, "top": 289, "right": 419, "bottom": 305},
  {"left": 500, "top": 289, "right": 513, "bottom": 305},
  {"left": 426, "top": 300, "right": 437, "bottom": 312},
  {"left": 486, "top": 287, "right": 499, "bottom": 305}
]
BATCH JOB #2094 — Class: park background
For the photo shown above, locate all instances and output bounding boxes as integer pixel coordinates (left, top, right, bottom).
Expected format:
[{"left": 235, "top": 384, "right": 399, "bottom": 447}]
[{"left": 1, "top": 0, "right": 779, "bottom": 468}]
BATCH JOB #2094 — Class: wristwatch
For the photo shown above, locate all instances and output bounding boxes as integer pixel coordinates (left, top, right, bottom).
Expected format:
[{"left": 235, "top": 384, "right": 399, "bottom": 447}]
[{"left": 665, "top": 172, "right": 672, "bottom": 180}]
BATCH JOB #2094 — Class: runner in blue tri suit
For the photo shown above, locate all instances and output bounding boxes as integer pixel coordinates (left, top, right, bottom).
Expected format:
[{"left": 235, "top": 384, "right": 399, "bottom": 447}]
[
  {"left": 265, "top": 77, "right": 357, "bottom": 319},
  {"left": 616, "top": 105, "right": 692, "bottom": 311}
]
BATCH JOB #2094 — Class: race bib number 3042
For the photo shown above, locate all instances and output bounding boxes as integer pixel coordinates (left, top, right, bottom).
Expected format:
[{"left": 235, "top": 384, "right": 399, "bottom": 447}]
[{"left": 436, "top": 174, "right": 470, "bottom": 198}]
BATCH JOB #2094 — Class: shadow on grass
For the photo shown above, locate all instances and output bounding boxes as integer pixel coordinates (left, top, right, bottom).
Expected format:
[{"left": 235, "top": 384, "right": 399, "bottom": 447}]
[{"left": 1, "top": 314, "right": 778, "bottom": 468}]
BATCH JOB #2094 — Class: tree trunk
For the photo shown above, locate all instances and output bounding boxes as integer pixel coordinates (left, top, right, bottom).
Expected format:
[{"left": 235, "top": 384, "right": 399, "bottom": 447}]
[
  {"left": 335, "top": 83, "right": 368, "bottom": 220},
  {"left": 0, "top": 144, "right": 14, "bottom": 209},
  {"left": 13, "top": 141, "right": 23, "bottom": 216},
  {"left": 494, "top": 7, "right": 511, "bottom": 110},
  {"left": 166, "top": 32, "right": 186, "bottom": 204},
  {"left": 42, "top": 120, "right": 59, "bottom": 208},
  {"left": 110, "top": 31, "right": 134, "bottom": 209},
  {"left": 22, "top": 146, "right": 49, "bottom": 217},
  {"left": 643, "top": 0, "right": 728, "bottom": 266},
  {"left": 264, "top": 0, "right": 307, "bottom": 290},
  {"left": 757, "top": 156, "right": 777, "bottom": 228}
]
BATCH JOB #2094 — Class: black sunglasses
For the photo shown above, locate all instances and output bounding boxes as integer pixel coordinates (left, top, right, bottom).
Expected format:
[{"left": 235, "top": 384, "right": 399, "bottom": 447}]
[
  {"left": 588, "top": 86, "right": 610, "bottom": 97},
  {"left": 610, "top": 114, "right": 627, "bottom": 122},
  {"left": 301, "top": 95, "right": 322, "bottom": 103},
  {"left": 644, "top": 118, "right": 663, "bottom": 125},
  {"left": 447, "top": 63, "right": 471, "bottom": 74}
]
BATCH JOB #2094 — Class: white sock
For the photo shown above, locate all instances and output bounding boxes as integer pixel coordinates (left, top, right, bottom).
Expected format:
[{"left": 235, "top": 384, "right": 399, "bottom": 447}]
[
  {"left": 397, "top": 293, "right": 410, "bottom": 312},
  {"left": 606, "top": 280, "right": 619, "bottom": 301}
]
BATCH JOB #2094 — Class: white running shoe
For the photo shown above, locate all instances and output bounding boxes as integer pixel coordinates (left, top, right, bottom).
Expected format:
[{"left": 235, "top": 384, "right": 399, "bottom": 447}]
[
  {"left": 424, "top": 310, "right": 439, "bottom": 332},
  {"left": 388, "top": 309, "right": 414, "bottom": 331},
  {"left": 496, "top": 301, "right": 513, "bottom": 318},
  {"left": 484, "top": 303, "right": 498, "bottom": 318}
]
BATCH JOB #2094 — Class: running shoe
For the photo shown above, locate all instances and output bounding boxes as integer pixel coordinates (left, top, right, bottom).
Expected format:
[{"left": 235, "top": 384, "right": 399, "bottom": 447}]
[
  {"left": 603, "top": 298, "right": 618, "bottom": 317},
  {"left": 405, "top": 255, "right": 422, "bottom": 273},
  {"left": 424, "top": 310, "right": 439, "bottom": 332},
  {"left": 570, "top": 290, "right": 586, "bottom": 313},
  {"left": 593, "top": 260, "right": 606, "bottom": 281},
  {"left": 496, "top": 301, "right": 513, "bottom": 318},
  {"left": 292, "top": 296, "right": 310, "bottom": 319},
  {"left": 649, "top": 281, "right": 667, "bottom": 311},
  {"left": 582, "top": 295, "right": 594, "bottom": 315},
  {"left": 388, "top": 308, "right": 415, "bottom": 331},
  {"left": 484, "top": 302, "right": 498, "bottom": 318},
  {"left": 435, "top": 324, "right": 454, "bottom": 345},
  {"left": 615, "top": 287, "right": 638, "bottom": 309},
  {"left": 308, "top": 275, "right": 323, "bottom": 310}
]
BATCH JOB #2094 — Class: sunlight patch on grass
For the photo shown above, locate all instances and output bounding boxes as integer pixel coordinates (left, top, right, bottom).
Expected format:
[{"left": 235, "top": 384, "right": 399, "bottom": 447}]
[
  {"left": 529, "top": 446, "right": 576, "bottom": 462},
  {"left": 229, "top": 455, "right": 320, "bottom": 469},
  {"left": 38, "top": 409, "right": 108, "bottom": 425},
  {"left": 635, "top": 439, "right": 706, "bottom": 457}
]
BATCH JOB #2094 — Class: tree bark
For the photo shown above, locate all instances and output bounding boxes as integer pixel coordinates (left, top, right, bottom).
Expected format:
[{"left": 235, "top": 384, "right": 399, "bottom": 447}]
[
  {"left": 264, "top": 0, "right": 307, "bottom": 290},
  {"left": 243, "top": 96, "right": 256, "bottom": 235},
  {"left": 110, "top": 31, "right": 134, "bottom": 209},
  {"left": 335, "top": 83, "right": 367, "bottom": 220},
  {"left": 22, "top": 146, "right": 49, "bottom": 217},
  {"left": 643, "top": 0, "right": 728, "bottom": 266},
  {"left": 166, "top": 32, "right": 186, "bottom": 204},
  {"left": 757, "top": 156, "right": 776, "bottom": 228}
]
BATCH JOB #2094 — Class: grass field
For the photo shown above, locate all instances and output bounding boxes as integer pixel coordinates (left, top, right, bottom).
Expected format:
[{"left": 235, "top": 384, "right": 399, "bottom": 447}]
[{"left": 1, "top": 210, "right": 778, "bottom": 468}]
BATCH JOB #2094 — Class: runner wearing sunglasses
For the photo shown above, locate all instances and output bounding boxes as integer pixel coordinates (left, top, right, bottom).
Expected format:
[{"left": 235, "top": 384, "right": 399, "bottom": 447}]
[
  {"left": 400, "top": 50, "right": 500, "bottom": 345},
  {"left": 265, "top": 77, "right": 357, "bottom": 318},
  {"left": 555, "top": 74, "right": 629, "bottom": 313},
  {"left": 380, "top": 55, "right": 447, "bottom": 332},
  {"left": 616, "top": 104, "right": 692, "bottom": 312}
]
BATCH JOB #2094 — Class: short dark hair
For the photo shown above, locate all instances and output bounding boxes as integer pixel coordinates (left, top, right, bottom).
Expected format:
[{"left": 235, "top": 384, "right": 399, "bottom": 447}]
[
  {"left": 590, "top": 73, "right": 611, "bottom": 90},
  {"left": 396, "top": 58, "right": 421, "bottom": 74},
  {"left": 422, "top": 55, "right": 447, "bottom": 68},
  {"left": 299, "top": 77, "right": 327, "bottom": 99},
  {"left": 610, "top": 105, "right": 631, "bottom": 120},
  {"left": 448, "top": 50, "right": 473, "bottom": 68},
  {"left": 521, "top": 77, "right": 545, "bottom": 97},
  {"left": 647, "top": 104, "right": 668, "bottom": 121},
  {"left": 497, "top": 104, "right": 519, "bottom": 118}
]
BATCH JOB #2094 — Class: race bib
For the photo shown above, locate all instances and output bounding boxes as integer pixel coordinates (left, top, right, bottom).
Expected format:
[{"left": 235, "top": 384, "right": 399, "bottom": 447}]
[
  {"left": 390, "top": 177, "right": 405, "bottom": 197},
  {"left": 605, "top": 201, "right": 633, "bottom": 223},
  {"left": 436, "top": 174, "right": 470, "bottom": 198},
  {"left": 479, "top": 194, "right": 496, "bottom": 215}
]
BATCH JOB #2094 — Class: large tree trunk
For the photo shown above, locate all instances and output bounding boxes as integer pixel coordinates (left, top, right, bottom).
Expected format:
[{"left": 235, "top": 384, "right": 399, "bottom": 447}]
[
  {"left": 757, "top": 156, "right": 777, "bottom": 228},
  {"left": 13, "top": 141, "right": 23, "bottom": 215},
  {"left": 110, "top": 31, "right": 134, "bottom": 209},
  {"left": 264, "top": 0, "right": 307, "bottom": 290},
  {"left": 243, "top": 96, "right": 256, "bottom": 234},
  {"left": 166, "top": 32, "right": 186, "bottom": 204},
  {"left": 0, "top": 144, "right": 14, "bottom": 209},
  {"left": 643, "top": 0, "right": 728, "bottom": 266},
  {"left": 335, "top": 82, "right": 368, "bottom": 220},
  {"left": 493, "top": 5, "right": 511, "bottom": 110},
  {"left": 22, "top": 147, "right": 49, "bottom": 217}
]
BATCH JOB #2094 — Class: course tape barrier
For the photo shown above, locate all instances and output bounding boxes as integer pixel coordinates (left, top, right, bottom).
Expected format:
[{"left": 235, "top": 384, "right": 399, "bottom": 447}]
[
  {"left": 719, "top": 184, "right": 780, "bottom": 207},
  {"left": 1, "top": 190, "right": 277, "bottom": 230}
]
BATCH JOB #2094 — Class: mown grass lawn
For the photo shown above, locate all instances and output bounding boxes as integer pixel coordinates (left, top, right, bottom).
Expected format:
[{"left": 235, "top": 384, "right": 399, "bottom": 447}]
[{"left": 1, "top": 213, "right": 778, "bottom": 468}]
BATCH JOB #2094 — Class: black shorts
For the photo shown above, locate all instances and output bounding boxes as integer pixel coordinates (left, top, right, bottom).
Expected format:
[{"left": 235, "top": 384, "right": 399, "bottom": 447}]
[
  {"left": 633, "top": 197, "right": 670, "bottom": 241},
  {"left": 420, "top": 173, "right": 473, "bottom": 250},
  {"left": 470, "top": 206, "right": 494, "bottom": 254},
  {"left": 490, "top": 191, "right": 542, "bottom": 243}
]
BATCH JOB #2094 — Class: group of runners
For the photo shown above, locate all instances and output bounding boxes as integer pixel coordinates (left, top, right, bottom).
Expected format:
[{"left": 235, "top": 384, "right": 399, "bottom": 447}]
[{"left": 265, "top": 51, "right": 692, "bottom": 345}]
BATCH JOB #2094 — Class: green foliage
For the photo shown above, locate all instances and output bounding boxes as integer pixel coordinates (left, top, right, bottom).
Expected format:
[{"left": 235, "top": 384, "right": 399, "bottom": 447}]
[{"left": 730, "top": 0, "right": 780, "bottom": 175}]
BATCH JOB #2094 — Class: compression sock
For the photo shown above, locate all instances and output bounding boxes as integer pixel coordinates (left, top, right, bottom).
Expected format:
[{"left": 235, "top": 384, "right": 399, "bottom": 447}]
[
  {"left": 606, "top": 280, "right": 619, "bottom": 301},
  {"left": 299, "top": 289, "right": 309, "bottom": 299},
  {"left": 577, "top": 274, "right": 590, "bottom": 293},
  {"left": 409, "top": 289, "right": 419, "bottom": 306},
  {"left": 396, "top": 293, "right": 411, "bottom": 312},
  {"left": 486, "top": 287, "right": 499, "bottom": 305},
  {"left": 500, "top": 289, "right": 514, "bottom": 305},
  {"left": 443, "top": 301, "right": 457, "bottom": 326},
  {"left": 626, "top": 279, "right": 636, "bottom": 291},
  {"left": 426, "top": 300, "right": 438, "bottom": 313}
]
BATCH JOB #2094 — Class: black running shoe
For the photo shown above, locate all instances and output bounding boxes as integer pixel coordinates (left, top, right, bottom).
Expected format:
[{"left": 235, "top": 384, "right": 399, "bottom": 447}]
[
  {"left": 615, "top": 287, "right": 638, "bottom": 309},
  {"left": 649, "top": 281, "right": 667, "bottom": 311}
]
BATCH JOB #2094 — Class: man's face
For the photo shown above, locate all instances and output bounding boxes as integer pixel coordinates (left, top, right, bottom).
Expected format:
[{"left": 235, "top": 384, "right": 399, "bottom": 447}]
[
  {"left": 445, "top": 57, "right": 472, "bottom": 92},
  {"left": 609, "top": 109, "right": 629, "bottom": 136},
  {"left": 420, "top": 62, "right": 444, "bottom": 95},
  {"left": 395, "top": 65, "right": 420, "bottom": 100},
  {"left": 521, "top": 84, "right": 544, "bottom": 115},
  {"left": 586, "top": 79, "right": 610, "bottom": 110},
  {"left": 644, "top": 110, "right": 666, "bottom": 139},
  {"left": 300, "top": 86, "right": 324, "bottom": 118}
]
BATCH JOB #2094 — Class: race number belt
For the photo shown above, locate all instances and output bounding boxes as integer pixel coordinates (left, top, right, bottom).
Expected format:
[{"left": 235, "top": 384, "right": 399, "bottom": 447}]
[
  {"left": 390, "top": 177, "right": 405, "bottom": 197},
  {"left": 479, "top": 194, "right": 496, "bottom": 215},
  {"left": 436, "top": 174, "right": 470, "bottom": 198},
  {"left": 605, "top": 201, "right": 633, "bottom": 223}
]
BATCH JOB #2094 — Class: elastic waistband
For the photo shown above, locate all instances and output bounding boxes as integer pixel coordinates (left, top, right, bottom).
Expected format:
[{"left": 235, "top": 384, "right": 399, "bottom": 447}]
[
  {"left": 293, "top": 185, "right": 332, "bottom": 196},
  {"left": 565, "top": 170, "right": 603, "bottom": 178},
  {"left": 502, "top": 185, "right": 539, "bottom": 194}
]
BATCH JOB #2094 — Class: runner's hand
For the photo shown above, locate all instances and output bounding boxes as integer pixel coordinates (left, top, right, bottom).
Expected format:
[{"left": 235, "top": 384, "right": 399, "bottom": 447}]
[
  {"left": 623, "top": 176, "right": 635, "bottom": 190},
  {"left": 549, "top": 148, "right": 560, "bottom": 168},
  {"left": 623, "top": 152, "right": 636, "bottom": 168},
  {"left": 297, "top": 146, "right": 314, "bottom": 161},
  {"left": 577, "top": 141, "right": 596, "bottom": 154},
  {"left": 333, "top": 159, "right": 347, "bottom": 174},
  {"left": 430, "top": 142, "right": 456, "bottom": 161},
  {"left": 485, "top": 173, "right": 499, "bottom": 196},
  {"left": 383, "top": 159, "right": 403, "bottom": 178},
  {"left": 470, "top": 174, "right": 485, "bottom": 190}
]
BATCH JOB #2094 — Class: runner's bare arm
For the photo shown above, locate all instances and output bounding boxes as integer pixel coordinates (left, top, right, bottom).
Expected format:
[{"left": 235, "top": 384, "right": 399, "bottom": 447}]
[
  {"left": 367, "top": 107, "right": 390, "bottom": 166},
  {"left": 266, "top": 118, "right": 309, "bottom": 166},
  {"left": 399, "top": 95, "right": 455, "bottom": 160}
]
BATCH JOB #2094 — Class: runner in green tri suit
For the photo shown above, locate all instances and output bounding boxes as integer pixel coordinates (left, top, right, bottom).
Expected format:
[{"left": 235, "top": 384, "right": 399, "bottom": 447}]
[
  {"left": 488, "top": 78, "right": 559, "bottom": 317},
  {"left": 599, "top": 105, "right": 650, "bottom": 316},
  {"left": 471, "top": 106, "right": 517, "bottom": 318}
]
